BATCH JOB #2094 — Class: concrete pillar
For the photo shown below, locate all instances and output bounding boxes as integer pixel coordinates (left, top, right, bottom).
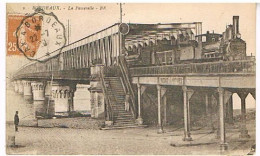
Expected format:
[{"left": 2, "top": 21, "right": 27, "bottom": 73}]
[
  {"left": 226, "top": 95, "right": 234, "bottom": 124},
  {"left": 213, "top": 92, "right": 220, "bottom": 139},
  {"left": 90, "top": 91, "right": 95, "bottom": 118},
  {"left": 163, "top": 95, "right": 167, "bottom": 126},
  {"left": 205, "top": 93, "right": 209, "bottom": 116},
  {"left": 73, "top": 84, "right": 91, "bottom": 115},
  {"left": 31, "top": 82, "right": 45, "bottom": 101},
  {"left": 14, "top": 81, "right": 19, "bottom": 93},
  {"left": 136, "top": 83, "right": 146, "bottom": 125},
  {"left": 218, "top": 88, "right": 228, "bottom": 151},
  {"left": 182, "top": 86, "right": 194, "bottom": 141},
  {"left": 95, "top": 92, "right": 99, "bottom": 117},
  {"left": 205, "top": 93, "right": 214, "bottom": 129},
  {"left": 89, "top": 81, "right": 105, "bottom": 118},
  {"left": 45, "top": 81, "right": 52, "bottom": 97},
  {"left": 52, "top": 83, "right": 73, "bottom": 116},
  {"left": 157, "top": 84, "right": 163, "bottom": 133},
  {"left": 92, "top": 91, "right": 105, "bottom": 118},
  {"left": 237, "top": 91, "right": 250, "bottom": 138},
  {"left": 17, "top": 80, "right": 24, "bottom": 94},
  {"left": 22, "top": 80, "right": 32, "bottom": 96},
  {"left": 208, "top": 94, "right": 215, "bottom": 132}
]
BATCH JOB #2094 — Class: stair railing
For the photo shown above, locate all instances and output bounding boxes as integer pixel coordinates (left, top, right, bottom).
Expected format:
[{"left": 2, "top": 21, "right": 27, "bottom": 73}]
[
  {"left": 118, "top": 56, "right": 137, "bottom": 119},
  {"left": 99, "top": 66, "right": 114, "bottom": 123}
]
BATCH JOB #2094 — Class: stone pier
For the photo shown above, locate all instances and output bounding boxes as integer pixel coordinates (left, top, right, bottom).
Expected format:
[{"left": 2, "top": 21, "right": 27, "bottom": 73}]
[
  {"left": 89, "top": 81, "right": 105, "bottom": 118},
  {"left": 73, "top": 84, "right": 91, "bottom": 115},
  {"left": 31, "top": 82, "right": 45, "bottom": 101},
  {"left": 31, "top": 82, "right": 46, "bottom": 117},
  {"left": 52, "top": 83, "right": 74, "bottom": 116},
  {"left": 13, "top": 81, "right": 19, "bottom": 93},
  {"left": 136, "top": 83, "right": 146, "bottom": 125},
  {"left": 17, "top": 80, "right": 24, "bottom": 94},
  {"left": 237, "top": 91, "right": 250, "bottom": 138},
  {"left": 45, "top": 81, "right": 52, "bottom": 97},
  {"left": 23, "top": 80, "right": 32, "bottom": 96},
  {"left": 182, "top": 86, "right": 194, "bottom": 141}
]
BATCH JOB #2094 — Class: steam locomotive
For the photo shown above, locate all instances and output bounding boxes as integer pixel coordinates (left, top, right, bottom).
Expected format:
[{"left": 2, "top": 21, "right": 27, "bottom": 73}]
[{"left": 125, "top": 16, "right": 247, "bottom": 66}]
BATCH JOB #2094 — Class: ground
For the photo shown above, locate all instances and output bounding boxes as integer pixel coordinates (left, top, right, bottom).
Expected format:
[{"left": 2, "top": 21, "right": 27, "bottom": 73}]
[{"left": 6, "top": 119, "right": 255, "bottom": 155}]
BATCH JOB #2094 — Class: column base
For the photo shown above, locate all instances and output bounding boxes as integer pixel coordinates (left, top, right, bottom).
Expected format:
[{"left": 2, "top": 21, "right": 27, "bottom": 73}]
[
  {"left": 182, "top": 136, "right": 193, "bottom": 141},
  {"left": 157, "top": 126, "right": 164, "bottom": 134},
  {"left": 136, "top": 117, "right": 143, "bottom": 125},
  {"left": 220, "top": 143, "right": 228, "bottom": 151},
  {"left": 105, "top": 121, "right": 113, "bottom": 126}
]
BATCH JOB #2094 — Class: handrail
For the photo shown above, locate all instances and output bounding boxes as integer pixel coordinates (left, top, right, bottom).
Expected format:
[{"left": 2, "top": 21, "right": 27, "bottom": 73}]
[
  {"left": 130, "top": 60, "right": 255, "bottom": 76},
  {"left": 119, "top": 77, "right": 127, "bottom": 94},
  {"left": 118, "top": 56, "right": 137, "bottom": 119},
  {"left": 99, "top": 66, "right": 114, "bottom": 123}
]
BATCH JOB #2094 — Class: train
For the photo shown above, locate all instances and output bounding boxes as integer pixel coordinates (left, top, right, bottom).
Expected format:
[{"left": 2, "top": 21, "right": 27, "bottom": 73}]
[{"left": 125, "top": 16, "right": 247, "bottom": 67}]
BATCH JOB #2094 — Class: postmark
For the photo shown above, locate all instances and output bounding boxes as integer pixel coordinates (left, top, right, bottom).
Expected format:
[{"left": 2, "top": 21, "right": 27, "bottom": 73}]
[{"left": 15, "top": 8, "right": 66, "bottom": 62}]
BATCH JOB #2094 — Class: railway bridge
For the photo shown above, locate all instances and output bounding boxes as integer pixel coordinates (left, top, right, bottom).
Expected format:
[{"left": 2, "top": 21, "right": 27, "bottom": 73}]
[{"left": 11, "top": 22, "right": 255, "bottom": 151}]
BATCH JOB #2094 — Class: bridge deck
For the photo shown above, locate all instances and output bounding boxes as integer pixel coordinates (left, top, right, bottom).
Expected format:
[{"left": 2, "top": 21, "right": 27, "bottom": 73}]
[
  {"left": 130, "top": 60, "right": 255, "bottom": 89},
  {"left": 12, "top": 59, "right": 255, "bottom": 89}
]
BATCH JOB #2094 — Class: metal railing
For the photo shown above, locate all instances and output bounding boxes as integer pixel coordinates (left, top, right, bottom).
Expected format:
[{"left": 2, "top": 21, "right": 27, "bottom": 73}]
[
  {"left": 99, "top": 67, "right": 114, "bottom": 122},
  {"left": 13, "top": 57, "right": 60, "bottom": 79},
  {"left": 118, "top": 56, "right": 137, "bottom": 119},
  {"left": 130, "top": 60, "right": 255, "bottom": 76}
]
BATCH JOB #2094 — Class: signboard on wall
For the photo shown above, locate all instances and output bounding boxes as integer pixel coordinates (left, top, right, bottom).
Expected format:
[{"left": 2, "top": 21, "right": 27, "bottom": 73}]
[{"left": 159, "top": 77, "right": 183, "bottom": 85}]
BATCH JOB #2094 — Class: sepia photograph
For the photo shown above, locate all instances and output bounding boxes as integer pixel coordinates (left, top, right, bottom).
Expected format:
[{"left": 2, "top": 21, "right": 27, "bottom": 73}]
[{"left": 5, "top": 3, "right": 256, "bottom": 155}]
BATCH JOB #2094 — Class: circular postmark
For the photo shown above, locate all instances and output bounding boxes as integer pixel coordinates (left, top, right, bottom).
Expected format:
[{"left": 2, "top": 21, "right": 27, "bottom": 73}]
[{"left": 16, "top": 8, "right": 66, "bottom": 62}]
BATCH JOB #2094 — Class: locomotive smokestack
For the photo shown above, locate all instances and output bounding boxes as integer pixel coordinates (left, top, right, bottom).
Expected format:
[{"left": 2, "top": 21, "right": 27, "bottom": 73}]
[{"left": 233, "top": 16, "right": 239, "bottom": 38}]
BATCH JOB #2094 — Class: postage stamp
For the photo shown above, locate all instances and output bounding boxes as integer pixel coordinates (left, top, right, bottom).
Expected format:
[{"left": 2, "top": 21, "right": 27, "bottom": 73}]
[
  {"left": 5, "top": 3, "right": 256, "bottom": 155},
  {"left": 8, "top": 8, "right": 66, "bottom": 62},
  {"left": 7, "top": 15, "right": 25, "bottom": 56}
]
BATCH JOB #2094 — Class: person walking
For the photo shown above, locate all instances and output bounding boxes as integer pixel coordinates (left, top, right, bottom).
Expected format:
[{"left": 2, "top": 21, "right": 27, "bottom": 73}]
[{"left": 14, "top": 111, "right": 19, "bottom": 132}]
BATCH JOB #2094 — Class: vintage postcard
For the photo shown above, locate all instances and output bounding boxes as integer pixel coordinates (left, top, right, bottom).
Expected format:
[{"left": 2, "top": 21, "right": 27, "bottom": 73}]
[{"left": 6, "top": 3, "right": 256, "bottom": 155}]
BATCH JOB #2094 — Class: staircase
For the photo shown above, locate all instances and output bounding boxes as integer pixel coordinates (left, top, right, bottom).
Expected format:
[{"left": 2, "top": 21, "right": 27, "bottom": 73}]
[
  {"left": 99, "top": 56, "right": 146, "bottom": 129},
  {"left": 104, "top": 77, "right": 137, "bottom": 127}
]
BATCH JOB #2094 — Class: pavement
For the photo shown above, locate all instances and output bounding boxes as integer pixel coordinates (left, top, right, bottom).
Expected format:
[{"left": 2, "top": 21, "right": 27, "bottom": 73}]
[{"left": 6, "top": 119, "right": 255, "bottom": 155}]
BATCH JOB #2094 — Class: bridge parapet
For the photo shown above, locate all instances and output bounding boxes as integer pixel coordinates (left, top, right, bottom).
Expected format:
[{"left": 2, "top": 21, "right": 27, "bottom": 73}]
[
  {"left": 130, "top": 60, "right": 255, "bottom": 77},
  {"left": 12, "top": 59, "right": 90, "bottom": 81}
]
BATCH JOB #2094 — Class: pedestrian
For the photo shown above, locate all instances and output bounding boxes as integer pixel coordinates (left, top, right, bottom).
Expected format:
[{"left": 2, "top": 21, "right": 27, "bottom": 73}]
[
  {"left": 125, "top": 94, "right": 130, "bottom": 112},
  {"left": 14, "top": 111, "right": 19, "bottom": 132}
]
